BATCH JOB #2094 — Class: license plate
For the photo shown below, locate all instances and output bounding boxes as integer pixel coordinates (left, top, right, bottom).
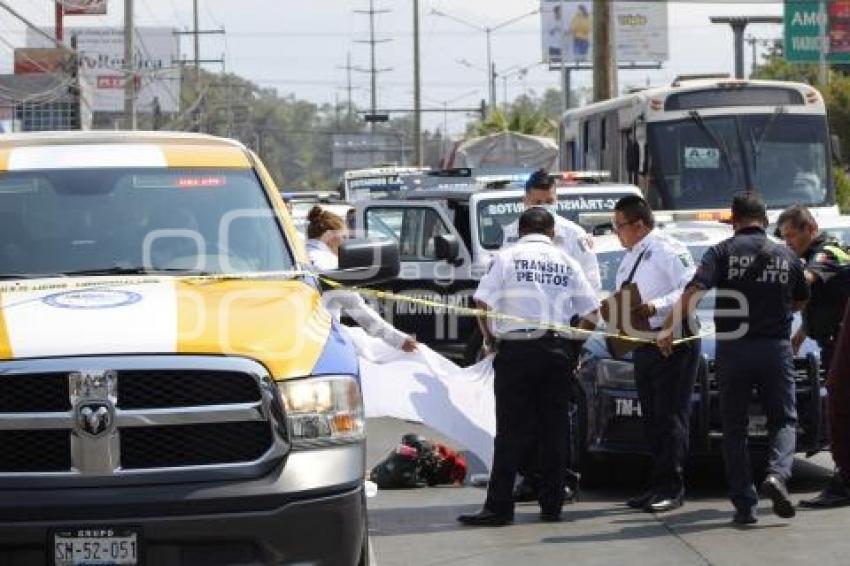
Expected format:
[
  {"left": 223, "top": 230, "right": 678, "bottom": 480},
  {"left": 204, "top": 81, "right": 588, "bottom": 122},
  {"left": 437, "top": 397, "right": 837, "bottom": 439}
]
[{"left": 53, "top": 528, "right": 139, "bottom": 566}]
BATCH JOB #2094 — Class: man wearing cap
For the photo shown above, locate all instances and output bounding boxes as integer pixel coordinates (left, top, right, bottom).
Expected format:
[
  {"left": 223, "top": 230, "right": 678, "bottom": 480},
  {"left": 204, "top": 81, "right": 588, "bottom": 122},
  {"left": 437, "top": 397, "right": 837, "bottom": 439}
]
[
  {"left": 613, "top": 195, "right": 699, "bottom": 513},
  {"left": 458, "top": 207, "right": 599, "bottom": 526},
  {"left": 502, "top": 168, "right": 601, "bottom": 293},
  {"left": 658, "top": 192, "right": 809, "bottom": 525}
]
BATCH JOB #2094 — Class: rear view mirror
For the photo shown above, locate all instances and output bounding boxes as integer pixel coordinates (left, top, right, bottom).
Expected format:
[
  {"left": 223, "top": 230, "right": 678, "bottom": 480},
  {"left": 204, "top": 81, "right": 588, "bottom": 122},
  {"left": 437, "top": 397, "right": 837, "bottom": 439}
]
[
  {"left": 832, "top": 134, "right": 844, "bottom": 163},
  {"left": 433, "top": 234, "right": 462, "bottom": 266},
  {"left": 320, "top": 238, "right": 400, "bottom": 287}
]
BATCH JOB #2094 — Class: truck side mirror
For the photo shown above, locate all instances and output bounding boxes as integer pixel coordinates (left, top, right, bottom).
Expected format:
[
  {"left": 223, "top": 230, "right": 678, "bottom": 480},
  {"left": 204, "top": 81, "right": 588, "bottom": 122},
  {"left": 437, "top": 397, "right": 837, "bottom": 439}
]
[
  {"left": 320, "top": 238, "right": 400, "bottom": 287},
  {"left": 433, "top": 234, "right": 462, "bottom": 266}
]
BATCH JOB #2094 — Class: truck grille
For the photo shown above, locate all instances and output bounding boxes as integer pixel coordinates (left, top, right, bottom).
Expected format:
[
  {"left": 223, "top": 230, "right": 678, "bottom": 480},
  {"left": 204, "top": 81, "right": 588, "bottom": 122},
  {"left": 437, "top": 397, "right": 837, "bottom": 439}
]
[
  {"left": 0, "top": 430, "right": 71, "bottom": 472},
  {"left": 121, "top": 422, "right": 273, "bottom": 469},
  {"left": 0, "top": 357, "right": 288, "bottom": 484},
  {"left": 117, "top": 370, "right": 261, "bottom": 409},
  {"left": 0, "top": 372, "right": 69, "bottom": 413}
]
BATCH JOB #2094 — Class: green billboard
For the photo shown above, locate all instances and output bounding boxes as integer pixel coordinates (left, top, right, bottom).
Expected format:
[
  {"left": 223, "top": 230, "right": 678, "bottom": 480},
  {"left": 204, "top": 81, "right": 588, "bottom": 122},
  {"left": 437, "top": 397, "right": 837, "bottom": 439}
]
[{"left": 785, "top": 0, "right": 850, "bottom": 63}]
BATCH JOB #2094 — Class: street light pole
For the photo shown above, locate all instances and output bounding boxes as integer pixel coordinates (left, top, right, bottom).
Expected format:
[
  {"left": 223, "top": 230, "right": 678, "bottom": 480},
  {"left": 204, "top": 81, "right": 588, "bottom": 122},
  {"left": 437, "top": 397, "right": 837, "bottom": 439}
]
[{"left": 431, "top": 7, "right": 539, "bottom": 117}]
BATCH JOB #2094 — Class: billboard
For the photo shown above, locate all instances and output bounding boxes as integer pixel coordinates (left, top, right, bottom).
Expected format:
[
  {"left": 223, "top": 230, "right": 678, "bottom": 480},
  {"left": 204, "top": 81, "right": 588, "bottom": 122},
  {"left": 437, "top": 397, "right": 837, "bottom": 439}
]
[
  {"left": 540, "top": 1, "right": 668, "bottom": 64},
  {"left": 785, "top": 0, "right": 850, "bottom": 63},
  {"left": 332, "top": 134, "right": 405, "bottom": 170},
  {"left": 26, "top": 27, "right": 180, "bottom": 114},
  {"left": 60, "top": 0, "right": 108, "bottom": 15}
]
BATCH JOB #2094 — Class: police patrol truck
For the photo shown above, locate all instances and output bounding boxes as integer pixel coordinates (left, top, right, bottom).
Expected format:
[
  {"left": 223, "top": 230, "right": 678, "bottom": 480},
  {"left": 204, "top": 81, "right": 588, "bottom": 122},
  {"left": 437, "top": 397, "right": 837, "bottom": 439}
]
[{"left": 352, "top": 177, "right": 641, "bottom": 363}]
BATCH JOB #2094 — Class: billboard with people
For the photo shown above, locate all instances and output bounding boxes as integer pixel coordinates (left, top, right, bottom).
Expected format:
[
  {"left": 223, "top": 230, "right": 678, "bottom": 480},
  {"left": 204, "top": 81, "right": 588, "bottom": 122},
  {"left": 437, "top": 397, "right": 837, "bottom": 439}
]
[{"left": 540, "top": 0, "right": 669, "bottom": 64}]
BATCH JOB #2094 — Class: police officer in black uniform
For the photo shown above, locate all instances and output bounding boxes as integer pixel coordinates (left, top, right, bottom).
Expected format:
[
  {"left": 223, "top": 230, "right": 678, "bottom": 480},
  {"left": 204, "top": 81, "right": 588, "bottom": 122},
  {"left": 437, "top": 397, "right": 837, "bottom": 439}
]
[
  {"left": 458, "top": 208, "right": 599, "bottom": 526},
  {"left": 658, "top": 192, "right": 809, "bottom": 525},
  {"left": 776, "top": 205, "right": 850, "bottom": 508}
]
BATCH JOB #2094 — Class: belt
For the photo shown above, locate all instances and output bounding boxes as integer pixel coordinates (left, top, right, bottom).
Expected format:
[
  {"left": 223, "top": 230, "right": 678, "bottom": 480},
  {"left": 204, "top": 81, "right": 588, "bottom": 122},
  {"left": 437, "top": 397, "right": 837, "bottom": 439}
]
[{"left": 499, "top": 329, "right": 572, "bottom": 341}]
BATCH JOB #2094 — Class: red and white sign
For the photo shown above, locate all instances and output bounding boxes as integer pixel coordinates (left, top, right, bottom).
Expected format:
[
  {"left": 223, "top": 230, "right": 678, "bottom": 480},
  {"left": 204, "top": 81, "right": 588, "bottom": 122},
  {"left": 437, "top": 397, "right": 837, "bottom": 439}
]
[
  {"left": 96, "top": 75, "right": 141, "bottom": 90},
  {"left": 59, "top": 0, "right": 108, "bottom": 16}
]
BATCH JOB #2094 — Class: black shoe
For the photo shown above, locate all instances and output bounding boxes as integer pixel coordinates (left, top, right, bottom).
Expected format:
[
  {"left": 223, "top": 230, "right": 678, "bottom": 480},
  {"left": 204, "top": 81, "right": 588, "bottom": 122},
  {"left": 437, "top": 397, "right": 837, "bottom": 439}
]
[
  {"left": 761, "top": 474, "right": 796, "bottom": 519},
  {"left": 626, "top": 489, "right": 656, "bottom": 510},
  {"left": 800, "top": 475, "right": 850, "bottom": 508},
  {"left": 646, "top": 494, "right": 684, "bottom": 513},
  {"left": 732, "top": 508, "right": 758, "bottom": 526},
  {"left": 512, "top": 481, "right": 538, "bottom": 503},
  {"left": 539, "top": 510, "right": 562, "bottom": 523},
  {"left": 513, "top": 484, "right": 575, "bottom": 504},
  {"left": 457, "top": 509, "right": 513, "bottom": 527}
]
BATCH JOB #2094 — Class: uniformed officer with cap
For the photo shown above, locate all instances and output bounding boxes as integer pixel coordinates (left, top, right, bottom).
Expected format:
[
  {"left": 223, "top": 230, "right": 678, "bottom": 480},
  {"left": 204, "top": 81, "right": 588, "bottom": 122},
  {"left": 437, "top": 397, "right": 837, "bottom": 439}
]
[
  {"left": 503, "top": 168, "right": 601, "bottom": 293},
  {"left": 658, "top": 192, "right": 809, "bottom": 525},
  {"left": 613, "top": 195, "right": 700, "bottom": 513},
  {"left": 458, "top": 207, "right": 599, "bottom": 526},
  {"left": 776, "top": 205, "right": 850, "bottom": 508}
]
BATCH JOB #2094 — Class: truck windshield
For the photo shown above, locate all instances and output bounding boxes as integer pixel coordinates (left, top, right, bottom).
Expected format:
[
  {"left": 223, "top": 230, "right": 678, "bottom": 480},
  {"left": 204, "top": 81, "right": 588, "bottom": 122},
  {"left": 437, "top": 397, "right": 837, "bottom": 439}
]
[
  {"left": 646, "top": 113, "right": 832, "bottom": 210},
  {"left": 477, "top": 191, "right": 628, "bottom": 250},
  {"left": 0, "top": 168, "right": 293, "bottom": 278}
]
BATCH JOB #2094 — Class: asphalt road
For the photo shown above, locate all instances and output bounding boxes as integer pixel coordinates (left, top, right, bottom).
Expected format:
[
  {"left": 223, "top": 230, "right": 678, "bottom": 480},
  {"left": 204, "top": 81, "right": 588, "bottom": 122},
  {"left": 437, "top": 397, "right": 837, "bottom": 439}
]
[{"left": 365, "top": 417, "right": 850, "bottom": 566}]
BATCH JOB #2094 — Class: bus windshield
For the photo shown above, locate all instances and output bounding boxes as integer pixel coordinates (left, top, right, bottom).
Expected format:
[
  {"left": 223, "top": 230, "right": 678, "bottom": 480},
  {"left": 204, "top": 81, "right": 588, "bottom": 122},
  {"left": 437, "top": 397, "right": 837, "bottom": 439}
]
[{"left": 646, "top": 113, "right": 832, "bottom": 210}]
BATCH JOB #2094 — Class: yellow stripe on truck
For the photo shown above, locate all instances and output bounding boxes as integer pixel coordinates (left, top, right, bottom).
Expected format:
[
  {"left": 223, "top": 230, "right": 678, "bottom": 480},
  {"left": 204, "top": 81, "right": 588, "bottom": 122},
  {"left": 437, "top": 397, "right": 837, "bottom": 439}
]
[
  {"left": 175, "top": 279, "right": 331, "bottom": 379},
  {"left": 0, "top": 148, "right": 9, "bottom": 172},
  {"left": 0, "top": 295, "right": 11, "bottom": 359},
  {"left": 162, "top": 145, "right": 251, "bottom": 168}
]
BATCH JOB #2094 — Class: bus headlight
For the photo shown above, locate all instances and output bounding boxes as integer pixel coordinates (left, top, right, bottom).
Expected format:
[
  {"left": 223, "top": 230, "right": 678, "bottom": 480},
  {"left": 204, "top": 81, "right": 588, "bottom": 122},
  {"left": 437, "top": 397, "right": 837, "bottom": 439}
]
[
  {"left": 278, "top": 375, "right": 365, "bottom": 447},
  {"left": 596, "top": 359, "right": 636, "bottom": 389}
]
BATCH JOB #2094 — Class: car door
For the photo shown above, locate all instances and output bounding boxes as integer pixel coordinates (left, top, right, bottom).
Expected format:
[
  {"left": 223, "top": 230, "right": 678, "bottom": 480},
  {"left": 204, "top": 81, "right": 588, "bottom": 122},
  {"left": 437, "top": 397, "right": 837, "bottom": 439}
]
[{"left": 355, "top": 201, "right": 477, "bottom": 354}]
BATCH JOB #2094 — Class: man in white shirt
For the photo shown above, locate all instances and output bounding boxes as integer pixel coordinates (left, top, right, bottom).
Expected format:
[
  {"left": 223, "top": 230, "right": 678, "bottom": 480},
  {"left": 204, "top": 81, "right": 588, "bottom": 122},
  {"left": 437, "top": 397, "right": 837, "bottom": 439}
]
[
  {"left": 458, "top": 207, "right": 598, "bottom": 526},
  {"left": 613, "top": 195, "right": 699, "bottom": 513},
  {"left": 504, "top": 168, "right": 599, "bottom": 504},
  {"left": 502, "top": 168, "right": 602, "bottom": 293}
]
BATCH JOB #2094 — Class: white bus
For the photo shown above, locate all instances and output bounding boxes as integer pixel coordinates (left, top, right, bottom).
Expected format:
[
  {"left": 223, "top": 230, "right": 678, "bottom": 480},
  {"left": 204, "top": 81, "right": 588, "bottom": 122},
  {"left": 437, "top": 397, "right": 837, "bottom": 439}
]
[
  {"left": 341, "top": 166, "right": 429, "bottom": 203},
  {"left": 561, "top": 77, "right": 838, "bottom": 219}
]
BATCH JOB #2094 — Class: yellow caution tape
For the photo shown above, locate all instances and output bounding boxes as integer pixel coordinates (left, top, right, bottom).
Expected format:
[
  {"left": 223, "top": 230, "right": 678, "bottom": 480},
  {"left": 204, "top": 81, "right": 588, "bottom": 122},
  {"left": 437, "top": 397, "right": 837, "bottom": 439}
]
[
  {"left": 0, "top": 270, "right": 707, "bottom": 347},
  {"left": 318, "top": 276, "right": 708, "bottom": 346}
]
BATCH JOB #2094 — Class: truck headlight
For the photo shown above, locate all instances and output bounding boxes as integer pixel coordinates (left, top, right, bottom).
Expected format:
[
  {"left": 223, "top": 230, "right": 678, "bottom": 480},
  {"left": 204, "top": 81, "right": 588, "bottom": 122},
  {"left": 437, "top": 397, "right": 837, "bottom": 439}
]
[
  {"left": 277, "top": 375, "right": 365, "bottom": 447},
  {"left": 596, "top": 359, "right": 636, "bottom": 389}
]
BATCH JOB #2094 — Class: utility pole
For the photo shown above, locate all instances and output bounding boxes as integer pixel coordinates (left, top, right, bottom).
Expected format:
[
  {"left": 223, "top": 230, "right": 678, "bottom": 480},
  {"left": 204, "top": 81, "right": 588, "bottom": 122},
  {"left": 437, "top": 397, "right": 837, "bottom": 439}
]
[
  {"left": 413, "top": 0, "right": 422, "bottom": 166},
  {"left": 354, "top": 0, "right": 392, "bottom": 134},
  {"left": 124, "top": 0, "right": 137, "bottom": 130},
  {"left": 746, "top": 36, "right": 758, "bottom": 77},
  {"left": 818, "top": 0, "right": 829, "bottom": 85},
  {"left": 193, "top": 0, "right": 200, "bottom": 84},
  {"left": 336, "top": 52, "right": 355, "bottom": 119},
  {"left": 55, "top": 1, "right": 63, "bottom": 42},
  {"left": 710, "top": 16, "right": 782, "bottom": 80},
  {"left": 592, "top": 0, "right": 612, "bottom": 102},
  {"left": 559, "top": 0, "right": 568, "bottom": 113}
]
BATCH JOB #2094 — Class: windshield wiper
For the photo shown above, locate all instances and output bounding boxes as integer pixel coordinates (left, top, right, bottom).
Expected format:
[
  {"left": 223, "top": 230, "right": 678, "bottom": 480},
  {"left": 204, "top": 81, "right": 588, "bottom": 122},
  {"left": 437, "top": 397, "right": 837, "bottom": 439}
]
[
  {"left": 733, "top": 115, "right": 755, "bottom": 191},
  {"left": 687, "top": 110, "right": 735, "bottom": 180},
  {"left": 58, "top": 267, "right": 213, "bottom": 277},
  {"left": 749, "top": 106, "right": 786, "bottom": 175}
]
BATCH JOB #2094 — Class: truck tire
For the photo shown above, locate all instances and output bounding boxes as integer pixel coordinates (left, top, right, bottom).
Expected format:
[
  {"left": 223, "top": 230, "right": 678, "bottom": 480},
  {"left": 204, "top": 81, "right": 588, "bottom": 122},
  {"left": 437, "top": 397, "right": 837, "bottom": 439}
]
[{"left": 357, "top": 492, "right": 372, "bottom": 566}]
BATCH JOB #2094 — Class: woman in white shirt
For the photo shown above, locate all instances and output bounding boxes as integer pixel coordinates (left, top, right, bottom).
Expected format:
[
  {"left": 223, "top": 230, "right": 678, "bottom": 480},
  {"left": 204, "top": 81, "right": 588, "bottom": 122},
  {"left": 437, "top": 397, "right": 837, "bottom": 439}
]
[{"left": 305, "top": 206, "right": 417, "bottom": 352}]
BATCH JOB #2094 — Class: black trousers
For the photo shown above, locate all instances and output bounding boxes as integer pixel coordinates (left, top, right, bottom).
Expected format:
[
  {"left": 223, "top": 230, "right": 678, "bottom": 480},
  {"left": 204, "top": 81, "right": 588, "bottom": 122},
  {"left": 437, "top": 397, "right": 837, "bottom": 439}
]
[
  {"left": 633, "top": 336, "right": 701, "bottom": 497},
  {"left": 484, "top": 335, "right": 576, "bottom": 516},
  {"left": 716, "top": 339, "right": 797, "bottom": 511},
  {"left": 516, "top": 342, "right": 582, "bottom": 493}
]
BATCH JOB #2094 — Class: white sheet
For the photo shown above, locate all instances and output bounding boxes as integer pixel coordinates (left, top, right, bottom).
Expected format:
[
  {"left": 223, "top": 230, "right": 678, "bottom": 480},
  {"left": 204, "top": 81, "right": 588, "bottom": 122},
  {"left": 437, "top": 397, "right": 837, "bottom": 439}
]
[{"left": 347, "top": 327, "right": 496, "bottom": 471}]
